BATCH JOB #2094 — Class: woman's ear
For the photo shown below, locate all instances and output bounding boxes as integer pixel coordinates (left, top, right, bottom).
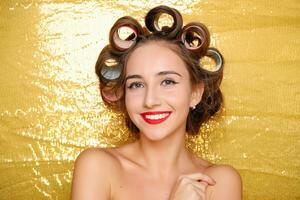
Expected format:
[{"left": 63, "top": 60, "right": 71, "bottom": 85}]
[{"left": 190, "top": 82, "right": 204, "bottom": 107}]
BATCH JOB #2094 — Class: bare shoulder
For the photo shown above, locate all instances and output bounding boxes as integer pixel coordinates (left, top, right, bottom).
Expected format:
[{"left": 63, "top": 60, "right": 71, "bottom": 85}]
[
  {"left": 74, "top": 147, "right": 120, "bottom": 167},
  {"left": 71, "top": 148, "right": 121, "bottom": 200},
  {"left": 73, "top": 147, "right": 121, "bottom": 177},
  {"left": 206, "top": 164, "right": 242, "bottom": 200},
  {"left": 206, "top": 164, "right": 242, "bottom": 183}
]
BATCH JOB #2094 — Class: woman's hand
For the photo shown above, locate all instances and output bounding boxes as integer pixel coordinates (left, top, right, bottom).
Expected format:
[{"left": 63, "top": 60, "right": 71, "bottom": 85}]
[{"left": 168, "top": 173, "right": 216, "bottom": 200}]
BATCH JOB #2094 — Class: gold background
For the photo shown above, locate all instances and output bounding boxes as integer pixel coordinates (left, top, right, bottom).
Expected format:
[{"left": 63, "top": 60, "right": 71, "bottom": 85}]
[{"left": 0, "top": 0, "right": 299, "bottom": 199}]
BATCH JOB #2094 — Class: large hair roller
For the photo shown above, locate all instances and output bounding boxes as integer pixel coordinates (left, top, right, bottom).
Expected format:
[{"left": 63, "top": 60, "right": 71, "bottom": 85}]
[
  {"left": 95, "top": 45, "right": 123, "bottom": 83},
  {"left": 109, "top": 16, "right": 144, "bottom": 53},
  {"left": 145, "top": 5, "right": 182, "bottom": 38},
  {"left": 95, "top": 45, "right": 124, "bottom": 103},
  {"left": 100, "top": 81, "right": 123, "bottom": 104},
  {"left": 178, "top": 22, "right": 210, "bottom": 57},
  {"left": 200, "top": 47, "right": 223, "bottom": 73}
]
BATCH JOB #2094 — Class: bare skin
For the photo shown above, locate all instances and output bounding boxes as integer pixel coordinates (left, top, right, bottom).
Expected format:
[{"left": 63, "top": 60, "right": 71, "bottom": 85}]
[
  {"left": 106, "top": 140, "right": 214, "bottom": 200},
  {"left": 71, "top": 41, "right": 242, "bottom": 200},
  {"left": 71, "top": 141, "right": 241, "bottom": 200}
]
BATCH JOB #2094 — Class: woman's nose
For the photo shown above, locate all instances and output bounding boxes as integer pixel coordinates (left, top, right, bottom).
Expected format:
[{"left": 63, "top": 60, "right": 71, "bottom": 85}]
[{"left": 143, "top": 86, "right": 161, "bottom": 108}]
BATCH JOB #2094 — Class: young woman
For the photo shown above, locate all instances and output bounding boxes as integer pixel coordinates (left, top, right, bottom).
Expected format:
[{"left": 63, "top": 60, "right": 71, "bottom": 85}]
[{"left": 71, "top": 5, "right": 242, "bottom": 200}]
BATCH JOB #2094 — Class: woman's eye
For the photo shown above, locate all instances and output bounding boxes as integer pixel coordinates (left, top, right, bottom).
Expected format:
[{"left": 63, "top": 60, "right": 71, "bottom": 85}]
[
  {"left": 162, "top": 79, "right": 178, "bottom": 86},
  {"left": 127, "top": 82, "right": 144, "bottom": 89}
]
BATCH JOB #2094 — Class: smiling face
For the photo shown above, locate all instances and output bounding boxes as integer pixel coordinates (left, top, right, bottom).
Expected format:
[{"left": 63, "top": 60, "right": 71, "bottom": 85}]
[{"left": 124, "top": 41, "right": 203, "bottom": 141}]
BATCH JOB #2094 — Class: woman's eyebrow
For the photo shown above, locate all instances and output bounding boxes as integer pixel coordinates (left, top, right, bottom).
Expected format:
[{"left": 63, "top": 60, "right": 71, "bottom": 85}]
[
  {"left": 125, "top": 70, "right": 182, "bottom": 81},
  {"left": 125, "top": 74, "right": 142, "bottom": 82},
  {"left": 157, "top": 70, "right": 182, "bottom": 77}
]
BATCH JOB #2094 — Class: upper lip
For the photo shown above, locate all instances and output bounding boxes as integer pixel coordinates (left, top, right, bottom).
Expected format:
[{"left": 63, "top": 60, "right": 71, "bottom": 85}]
[{"left": 140, "top": 111, "right": 172, "bottom": 115}]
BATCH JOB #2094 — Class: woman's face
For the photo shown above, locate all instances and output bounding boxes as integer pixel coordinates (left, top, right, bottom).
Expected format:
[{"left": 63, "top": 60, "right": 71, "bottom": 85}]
[{"left": 125, "top": 41, "right": 203, "bottom": 141}]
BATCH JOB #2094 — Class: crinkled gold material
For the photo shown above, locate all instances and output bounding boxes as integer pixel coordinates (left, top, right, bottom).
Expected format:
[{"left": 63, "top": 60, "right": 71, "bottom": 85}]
[{"left": 0, "top": 0, "right": 299, "bottom": 200}]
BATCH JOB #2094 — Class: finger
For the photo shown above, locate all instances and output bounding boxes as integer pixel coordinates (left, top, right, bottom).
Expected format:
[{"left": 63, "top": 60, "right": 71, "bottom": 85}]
[
  {"left": 185, "top": 178, "right": 209, "bottom": 191},
  {"left": 191, "top": 184, "right": 206, "bottom": 200},
  {"left": 198, "top": 181, "right": 208, "bottom": 186},
  {"left": 178, "top": 176, "right": 209, "bottom": 196},
  {"left": 179, "top": 173, "right": 216, "bottom": 185}
]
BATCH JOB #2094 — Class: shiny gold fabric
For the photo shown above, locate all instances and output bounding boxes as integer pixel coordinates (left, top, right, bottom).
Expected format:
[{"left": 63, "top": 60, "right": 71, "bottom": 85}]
[{"left": 0, "top": 0, "right": 299, "bottom": 199}]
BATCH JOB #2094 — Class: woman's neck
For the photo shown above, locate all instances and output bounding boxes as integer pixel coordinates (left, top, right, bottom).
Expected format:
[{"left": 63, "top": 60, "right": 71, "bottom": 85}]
[{"left": 135, "top": 131, "right": 194, "bottom": 180}]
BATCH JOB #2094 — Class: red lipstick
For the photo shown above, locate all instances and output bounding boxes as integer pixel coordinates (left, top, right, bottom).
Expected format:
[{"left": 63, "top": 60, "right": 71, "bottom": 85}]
[{"left": 140, "top": 111, "right": 172, "bottom": 125}]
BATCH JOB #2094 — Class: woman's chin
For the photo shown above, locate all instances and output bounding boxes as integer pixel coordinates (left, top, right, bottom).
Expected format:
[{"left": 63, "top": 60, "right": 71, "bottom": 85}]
[{"left": 139, "top": 131, "right": 169, "bottom": 142}]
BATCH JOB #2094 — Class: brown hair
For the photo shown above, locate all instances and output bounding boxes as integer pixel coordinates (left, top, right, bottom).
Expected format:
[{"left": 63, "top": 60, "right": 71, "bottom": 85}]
[{"left": 95, "top": 5, "right": 224, "bottom": 135}]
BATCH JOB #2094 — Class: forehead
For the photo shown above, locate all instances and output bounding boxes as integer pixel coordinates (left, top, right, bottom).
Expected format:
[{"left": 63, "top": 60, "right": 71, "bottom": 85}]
[{"left": 125, "top": 41, "right": 189, "bottom": 76}]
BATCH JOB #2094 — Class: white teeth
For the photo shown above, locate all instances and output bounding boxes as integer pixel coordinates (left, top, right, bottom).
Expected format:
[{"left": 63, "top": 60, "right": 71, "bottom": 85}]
[{"left": 145, "top": 113, "right": 169, "bottom": 120}]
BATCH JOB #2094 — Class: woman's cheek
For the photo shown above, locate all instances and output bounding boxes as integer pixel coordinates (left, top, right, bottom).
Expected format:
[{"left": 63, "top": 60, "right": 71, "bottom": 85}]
[
  {"left": 125, "top": 90, "right": 144, "bottom": 107},
  {"left": 164, "top": 86, "right": 190, "bottom": 99}
]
